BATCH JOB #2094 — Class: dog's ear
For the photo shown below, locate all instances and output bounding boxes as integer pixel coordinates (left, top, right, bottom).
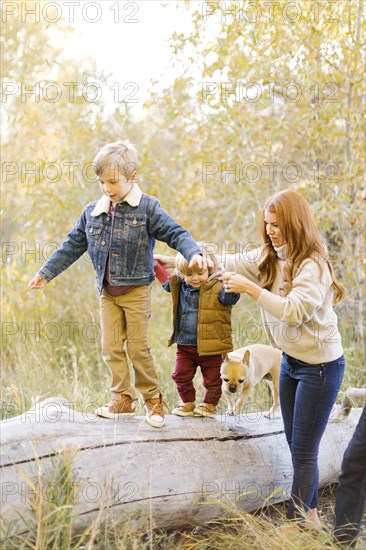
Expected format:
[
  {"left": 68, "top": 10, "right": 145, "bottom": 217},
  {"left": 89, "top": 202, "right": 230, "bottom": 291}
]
[{"left": 243, "top": 350, "right": 250, "bottom": 365}]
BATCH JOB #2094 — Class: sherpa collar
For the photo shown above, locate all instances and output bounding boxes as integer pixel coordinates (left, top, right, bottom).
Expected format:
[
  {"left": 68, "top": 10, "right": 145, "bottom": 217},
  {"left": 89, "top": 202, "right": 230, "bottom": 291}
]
[{"left": 90, "top": 184, "right": 143, "bottom": 217}]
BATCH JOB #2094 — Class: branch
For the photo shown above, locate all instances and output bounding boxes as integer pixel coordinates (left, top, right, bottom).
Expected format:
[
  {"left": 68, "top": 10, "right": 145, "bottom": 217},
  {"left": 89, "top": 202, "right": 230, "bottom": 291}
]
[{"left": 304, "top": 42, "right": 357, "bottom": 84}]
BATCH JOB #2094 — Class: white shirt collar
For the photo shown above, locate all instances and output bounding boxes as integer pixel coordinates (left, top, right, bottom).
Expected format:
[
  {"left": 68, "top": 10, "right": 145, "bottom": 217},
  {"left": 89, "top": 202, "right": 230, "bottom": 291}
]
[{"left": 90, "top": 184, "right": 143, "bottom": 217}]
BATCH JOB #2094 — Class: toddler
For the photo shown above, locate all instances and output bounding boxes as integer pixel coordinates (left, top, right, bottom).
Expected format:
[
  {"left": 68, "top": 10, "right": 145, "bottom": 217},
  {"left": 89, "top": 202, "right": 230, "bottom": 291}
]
[{"left": 155, "top": 243, "right": 239, "bottom": 417}]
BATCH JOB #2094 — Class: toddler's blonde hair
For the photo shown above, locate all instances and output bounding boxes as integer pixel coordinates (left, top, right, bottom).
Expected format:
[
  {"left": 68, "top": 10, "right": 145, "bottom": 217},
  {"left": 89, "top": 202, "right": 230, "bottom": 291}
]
[
  {"left": 175, "top": 242, "right": 221, "bottom": 277},
  {"left": 93, "top": 140, "right": 138, "bottom": 180}
]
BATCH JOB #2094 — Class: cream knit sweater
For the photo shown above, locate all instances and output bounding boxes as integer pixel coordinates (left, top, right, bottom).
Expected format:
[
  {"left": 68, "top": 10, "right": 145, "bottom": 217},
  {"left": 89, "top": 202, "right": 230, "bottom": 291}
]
[{"left": 225, "top": 245, "right": 343, "bottom": 363}]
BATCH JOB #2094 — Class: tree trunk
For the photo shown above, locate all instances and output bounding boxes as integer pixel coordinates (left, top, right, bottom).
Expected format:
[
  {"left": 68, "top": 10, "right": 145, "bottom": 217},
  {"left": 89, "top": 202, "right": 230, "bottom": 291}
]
[{"left": 1, "top": 396, "right": 363, "bottom": 536}]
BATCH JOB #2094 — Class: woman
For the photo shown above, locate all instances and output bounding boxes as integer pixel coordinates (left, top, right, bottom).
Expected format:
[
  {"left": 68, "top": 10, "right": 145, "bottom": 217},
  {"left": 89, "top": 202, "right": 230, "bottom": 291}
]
[{"left": 223, "top": 189, "right": 345, "bottom": 530}]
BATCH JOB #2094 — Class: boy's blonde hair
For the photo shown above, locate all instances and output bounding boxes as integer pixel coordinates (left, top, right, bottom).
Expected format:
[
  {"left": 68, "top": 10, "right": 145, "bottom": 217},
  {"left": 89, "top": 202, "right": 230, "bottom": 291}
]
[
  {"left": 93, "top": 140, "right": 138, "bottom": 180},
  {"left": 175, "top": 242, "right": 221, "bottom": 277}
]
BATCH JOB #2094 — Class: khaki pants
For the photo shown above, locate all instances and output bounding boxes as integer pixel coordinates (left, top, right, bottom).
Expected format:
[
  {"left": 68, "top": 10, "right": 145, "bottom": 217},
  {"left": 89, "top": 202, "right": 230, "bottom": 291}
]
[{"left": 99, "top": 285, "right": 160, "bottom": 400}]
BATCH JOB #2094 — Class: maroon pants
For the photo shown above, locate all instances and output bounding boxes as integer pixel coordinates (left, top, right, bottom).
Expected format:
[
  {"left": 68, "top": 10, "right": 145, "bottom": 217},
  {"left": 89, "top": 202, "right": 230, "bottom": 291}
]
[{"left": 172, "top": 345, "right": 223, "bottom": 405}]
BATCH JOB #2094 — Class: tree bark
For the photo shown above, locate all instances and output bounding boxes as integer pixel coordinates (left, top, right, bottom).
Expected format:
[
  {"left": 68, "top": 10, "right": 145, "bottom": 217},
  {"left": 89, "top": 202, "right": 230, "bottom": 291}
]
[{"left": 1, "top": 396, "right": 363, "bottom": 536}]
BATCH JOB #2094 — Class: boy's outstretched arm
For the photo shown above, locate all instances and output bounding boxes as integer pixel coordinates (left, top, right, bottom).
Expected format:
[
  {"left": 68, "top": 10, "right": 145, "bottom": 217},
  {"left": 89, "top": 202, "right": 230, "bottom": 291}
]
[
  {"left": 28, "top": 209, "right": 88, "bottom": 287},
  {"left": 28, "top": 274, "right": 48, "bottom": 289},
  {"left": 148, "top": 201, "right": 215, "bottom": 267}
]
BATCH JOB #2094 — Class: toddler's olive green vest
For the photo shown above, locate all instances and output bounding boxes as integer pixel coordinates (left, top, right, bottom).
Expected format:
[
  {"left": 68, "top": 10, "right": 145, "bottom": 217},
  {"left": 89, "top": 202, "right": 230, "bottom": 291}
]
[{"left": 168, "top": 275, "right": 234, "bottom": 356}]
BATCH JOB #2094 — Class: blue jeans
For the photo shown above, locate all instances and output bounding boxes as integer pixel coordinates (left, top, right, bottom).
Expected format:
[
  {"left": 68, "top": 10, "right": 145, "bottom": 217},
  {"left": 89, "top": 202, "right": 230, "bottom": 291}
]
[
  {"left": 334, "top": 405, "right": 366, "bottom": 548},
  {"left": 280, "top": 352, "right": 345, "bottom": 520}
]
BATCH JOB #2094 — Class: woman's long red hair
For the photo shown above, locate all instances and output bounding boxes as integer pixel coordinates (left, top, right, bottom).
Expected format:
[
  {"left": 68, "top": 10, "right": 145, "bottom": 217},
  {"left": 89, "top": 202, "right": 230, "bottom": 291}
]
[{"left": 258, "top": 189, "right": 345, "bottom": 303}]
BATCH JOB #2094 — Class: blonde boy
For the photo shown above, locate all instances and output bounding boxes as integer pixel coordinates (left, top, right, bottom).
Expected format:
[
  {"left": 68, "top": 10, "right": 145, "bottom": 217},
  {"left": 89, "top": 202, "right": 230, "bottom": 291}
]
[{"left": 29, "top": 140, "right": 205, "bottom": 428}]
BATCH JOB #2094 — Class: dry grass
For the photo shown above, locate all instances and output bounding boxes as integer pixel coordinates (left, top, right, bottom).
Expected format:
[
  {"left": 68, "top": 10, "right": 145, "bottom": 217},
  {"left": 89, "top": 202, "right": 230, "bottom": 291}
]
[
  {"left": 1, "top": 275, "right": 365, "bottom": 548},
  {"left": 3, "top": 472, "right": 365, "bottom": 550}
]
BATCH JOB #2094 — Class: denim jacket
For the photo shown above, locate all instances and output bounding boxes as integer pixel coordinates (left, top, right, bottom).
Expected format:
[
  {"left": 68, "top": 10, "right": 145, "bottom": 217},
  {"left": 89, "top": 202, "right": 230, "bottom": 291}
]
[{"left": 39, "top": 184, "right": 201, "bottom": 293}]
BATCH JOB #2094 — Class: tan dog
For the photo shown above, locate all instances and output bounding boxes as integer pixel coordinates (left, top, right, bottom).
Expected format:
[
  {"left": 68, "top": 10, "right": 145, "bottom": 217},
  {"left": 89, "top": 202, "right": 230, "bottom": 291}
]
[{"left": 220, "top": 344, "right": 282, "bottom": 418}]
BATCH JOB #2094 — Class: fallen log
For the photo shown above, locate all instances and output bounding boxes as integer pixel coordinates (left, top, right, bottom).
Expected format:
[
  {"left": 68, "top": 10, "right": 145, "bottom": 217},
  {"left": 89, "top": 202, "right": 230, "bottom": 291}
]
[
  {"left": 0, "top": 395, "right": 363, "bottom": 536},
  {"left": 335, "top": 386, "right": 366, "bottom": 417}
]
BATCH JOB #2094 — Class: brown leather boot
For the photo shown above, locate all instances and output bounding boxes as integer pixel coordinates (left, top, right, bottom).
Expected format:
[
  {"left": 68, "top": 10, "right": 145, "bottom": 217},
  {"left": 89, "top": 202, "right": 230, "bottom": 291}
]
[{"left": 95, "top": 394, "right": 136, "bottom": 419}]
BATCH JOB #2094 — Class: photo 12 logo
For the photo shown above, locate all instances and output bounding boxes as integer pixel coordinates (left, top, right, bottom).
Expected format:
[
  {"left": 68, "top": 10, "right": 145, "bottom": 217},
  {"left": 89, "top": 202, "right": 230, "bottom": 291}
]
[
  {"left": 202, "top": 81, "right": 340, "bottom": 105},
  {"left": 201, "top": 160, "right": 340, "bottom": 184},
  {"left": 201, "top": 1, "right": 341, "bottom": 24},
  {"left": 1, "top": 81, "right": 140, "bottom": 105},
  {"left": 1, "top": 2, "right": 140, "bottom": 24},
  {"left": 1, "top": 480, "right": 140, "bottom": 504}
]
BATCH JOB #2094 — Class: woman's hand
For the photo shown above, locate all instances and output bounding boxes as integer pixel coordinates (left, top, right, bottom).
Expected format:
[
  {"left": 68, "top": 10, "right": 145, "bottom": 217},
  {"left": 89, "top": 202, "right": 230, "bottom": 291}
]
[
  {"left": 154, "top": 253, "right": 214, "bottom": 271},
  {"left": 223, "top": 272, "right": 247, "bottom": 292},
  {"left": 153, "top": 254, "right": 175, "bottom": 269},
  {"left": 28, "top": 274, "right": 48, "bottom": 289},
  {"left": 223, "top": 271, "right": 262, "bottom": 300}
]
